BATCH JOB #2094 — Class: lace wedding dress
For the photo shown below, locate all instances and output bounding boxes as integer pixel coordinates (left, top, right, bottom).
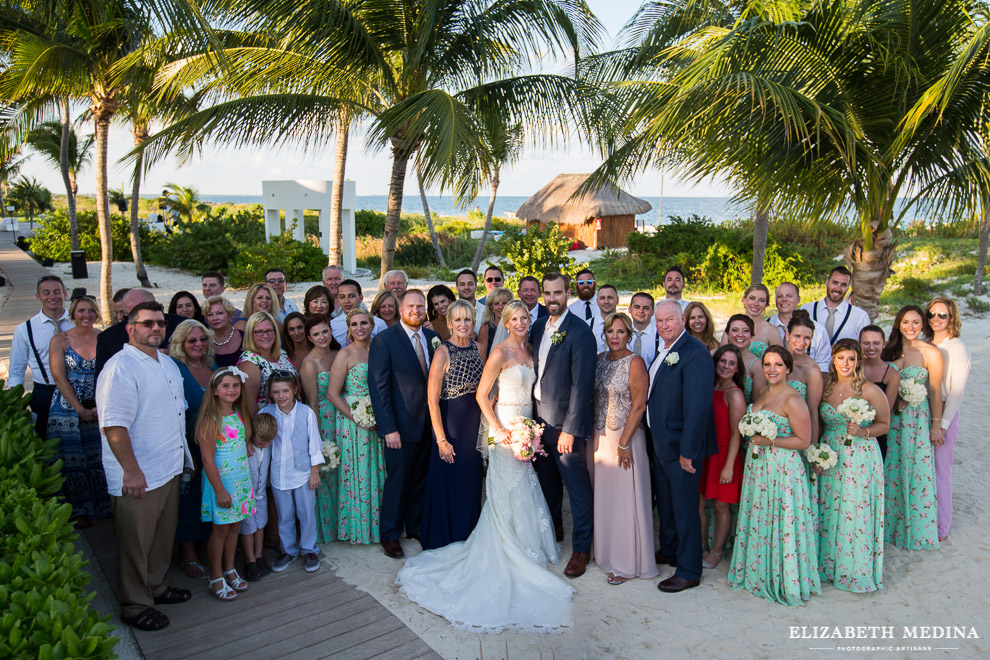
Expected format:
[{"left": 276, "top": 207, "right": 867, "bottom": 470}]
[{"left": 396, "top": 363, "right": 574, "bottom": 633}]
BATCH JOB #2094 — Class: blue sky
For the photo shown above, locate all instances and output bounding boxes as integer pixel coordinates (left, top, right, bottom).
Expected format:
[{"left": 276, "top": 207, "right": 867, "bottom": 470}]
[{"left": 19, "top": 1, "right": 731, "bottom": 200}]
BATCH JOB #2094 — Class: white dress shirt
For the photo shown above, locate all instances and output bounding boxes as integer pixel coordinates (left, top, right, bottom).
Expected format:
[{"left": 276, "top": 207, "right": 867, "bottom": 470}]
[
  {"left": 666, "top": 297, "right": 690, "bottom": 312},
  {"left": 647, "top": 329, "right": 685, "bottom": 427},
  {"left": 474, "top": 300, "right": 487, "bottom": 335},
  {"left": 528, "top": 304, "right": 541, "bottom": 325},
  {"left": 330, "top": 313, "right": 387, "bottom": 347},
  {"left": 275, "top": 296, "right": 300, "bottom": 323},
  {"left": 8, "top": 309, "right": 72, "bottom": 386},
  {"left": 769, "top": 313, "right": 833, "bottom": 372},
  {"left": 401, "top": 322, "right": 432, "bottom": 371},
  {"left": 937, "top": 336, "right": 971, "bottom": 431},
  {"left": 627, "top": 322, "right": 660, "bottom": 367},
  {"left": 267, "top": 401, "right": 323, "bottom": 490},
  {"left": 568, "top": 298, "right": 600, "bottom": 326},
  {"left": 535, "top": 310, "right": 569, "bottom": 401},
  {"left": 800, "top": 299, "right": 870, "bottom": 345},
  {"left": 96, "top": 345, "right": 188, "bottom": 496}
]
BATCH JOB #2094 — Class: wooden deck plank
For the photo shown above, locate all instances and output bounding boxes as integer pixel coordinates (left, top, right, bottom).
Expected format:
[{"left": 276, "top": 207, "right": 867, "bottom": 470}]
[
  {"left": 365, "top": 637, "right": 438, "bottom": 660},
  {"left": 250, "top": 605, "right": 402, "bottom": 660}
]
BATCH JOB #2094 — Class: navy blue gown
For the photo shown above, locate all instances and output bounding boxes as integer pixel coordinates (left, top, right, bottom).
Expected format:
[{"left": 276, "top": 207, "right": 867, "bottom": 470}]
[
  {"left": 172, "top": 358, "right": 213, "bottom": 544},
  {"left": 421, "top": 341, "right": 485, "bottom": 550}
]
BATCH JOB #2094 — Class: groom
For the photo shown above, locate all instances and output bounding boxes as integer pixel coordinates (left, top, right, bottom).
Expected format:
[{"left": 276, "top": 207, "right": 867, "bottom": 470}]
[
  {"left": 531, "top": 272, "right": 597, "bottom": 578},
  {"left": 368, "top": 289, "right": 439, "bottom": 559},
  {"left": 647, "top": 300, "right": 716, "bottom": 592}
]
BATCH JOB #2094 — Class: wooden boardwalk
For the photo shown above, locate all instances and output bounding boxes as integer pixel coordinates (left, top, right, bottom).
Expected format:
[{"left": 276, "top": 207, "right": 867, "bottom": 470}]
[{"left": 83, "top": 512, "right": 440, "bottom": 659}]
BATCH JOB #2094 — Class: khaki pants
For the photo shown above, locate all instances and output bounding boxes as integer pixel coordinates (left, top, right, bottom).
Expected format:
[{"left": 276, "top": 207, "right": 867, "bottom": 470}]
[{"left": 111, "top": 476, "right": 180, "bottom": 617}]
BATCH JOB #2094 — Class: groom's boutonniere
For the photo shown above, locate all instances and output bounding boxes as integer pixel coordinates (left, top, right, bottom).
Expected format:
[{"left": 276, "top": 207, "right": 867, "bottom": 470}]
[
  {"left": 665, "top": 352, "right": 680, "bottom": 366},
  {"left": 551, "top": 330, "right": 566, "bottom": 345},
  {"left": 430, "top": 336, "right": 441, "bottom": 350}
]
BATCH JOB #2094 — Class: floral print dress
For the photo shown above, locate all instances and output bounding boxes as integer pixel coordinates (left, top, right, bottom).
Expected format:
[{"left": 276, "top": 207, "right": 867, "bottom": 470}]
[
  {"left": 728, "top": 406, "right": 821, "bottom": 606},
  {"left": 884, "top": 365, "right": 939, "bottom": 550},
  {"left": 316, "top": 371, "right": 338, "bottom": 543},
  {"left": 335, "top": 363, "right": 386, "bottom": 543},
  {"left": 818, "top": 402, "right": 884, "bottom": 592},
  {"left": 201, "top": 413, "right": 256, "bottom": 524}
]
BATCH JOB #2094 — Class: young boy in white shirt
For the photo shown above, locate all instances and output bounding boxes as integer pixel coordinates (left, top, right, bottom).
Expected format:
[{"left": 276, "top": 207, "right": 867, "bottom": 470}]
[{"left": 240, "top": 412, "right": 277, "bottom": 581}]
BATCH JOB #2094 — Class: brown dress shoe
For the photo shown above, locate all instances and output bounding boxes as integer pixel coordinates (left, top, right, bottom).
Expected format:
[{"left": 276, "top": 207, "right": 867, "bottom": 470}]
[
  {"left": 406, "top": 532, "right": 422, "bottom": 542},
  {"left": 554, "top": 525, "right": 564, "bottom": 543},
  {"left": 381, "top": 540, "right": 404, "bottom": 558},
  {"left": 655, "top": 550, "right": 677, "bottom": 567},
  {"left": 564, "top": 552, "right": 590, "bottom": 578},
  {"left": 658, "top": 575, "right": 700, "bottom": 593}
]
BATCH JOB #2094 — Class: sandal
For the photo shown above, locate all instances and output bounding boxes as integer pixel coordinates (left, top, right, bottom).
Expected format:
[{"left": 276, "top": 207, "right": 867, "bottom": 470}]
[
  {"left": 702, "top": 550, "right": 723, "bottom": 569},
  {"left": 223, "top": 569, "right": 248, "bottom": 592},
  {"left": 606, "top": 573, "right": 628, "bottom": 586},
  {"left": 209, "top": 577, "right": 237, "bottom": 601},
  {"left": 181, "top": 560, "right": 208, "bottom": 579},
  {"left": 122, "top": 607, "right": 170, "bottom": 631},
  {"left": 153, "top": 587, "right": 191, "bottom": 604}
]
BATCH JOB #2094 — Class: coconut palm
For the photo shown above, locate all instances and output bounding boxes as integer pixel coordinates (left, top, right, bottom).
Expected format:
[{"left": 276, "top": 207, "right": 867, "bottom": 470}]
[
  {"left": 8, "top": 176, "right": 53, "bottom": 226},
  {"left": 158, "top": 182, "right": 209, "bottom": 223},
  {"left": 27, "top": 117, "right": 94, "bottom": 214},
  {"left": 0, "top": 131, "right": 26, "bottom": 217}
]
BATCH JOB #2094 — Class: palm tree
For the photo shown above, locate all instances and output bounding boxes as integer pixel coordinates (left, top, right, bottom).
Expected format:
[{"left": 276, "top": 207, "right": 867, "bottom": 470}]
[
  {"left": 26, "top": 117, "right": 94, "bottom": 245},
  {"left": 159, "top": 182, "right": 209, "bottom": 223},
  {"left": 1, "top": 0, "right": 153, "bottom": 324},
  {"left": 468, "top": 117, "right": 523, "bottom": 272},
  {"left": 0, "top": 131, "right": 26, "bottom": 218},
  {"left": 8, "top": 176, "right": 53, "bottom": 226}
]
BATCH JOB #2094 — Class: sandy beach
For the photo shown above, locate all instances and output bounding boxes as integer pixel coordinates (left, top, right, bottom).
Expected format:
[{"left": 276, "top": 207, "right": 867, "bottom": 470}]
[{"left": 44, "top": 260, "right": 990, "bottom": 658}]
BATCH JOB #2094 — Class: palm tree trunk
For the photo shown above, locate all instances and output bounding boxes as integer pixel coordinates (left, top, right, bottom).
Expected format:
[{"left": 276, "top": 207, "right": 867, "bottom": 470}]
[
  {"left": 60, "top": 97, "right": 80, "bottom": 251},
  {"left": 93, "top": 108, "right": 114, "bottom": 325},
  {"left": 750, "top": 197, "right": 770, "bottom": 285},
  {"left": 328, "top": 109, "right": 350, "bottom": 267},
  {"left": 844, "top": 225, "right": 896, "bottom": 321},
  {"left": 417, "top": 163, "right": 446, "bottom": 268},
  {"left": 472, "top": 170, "right": 499, "bottom": 272},
  {"left": 129, "top": 127, "right": 151, "bottom": 287},
  {"left": 380, "top": 136, "right": 414, "bottom": 285},
  {"left": 975, "top": 204, "right": 989, "bottom": 295}
]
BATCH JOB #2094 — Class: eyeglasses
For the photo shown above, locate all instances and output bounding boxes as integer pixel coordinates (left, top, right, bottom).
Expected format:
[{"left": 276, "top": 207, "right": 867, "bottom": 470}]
[
  {"left": 186, "top": 337, "right": 208, "bottom": 344},
  {"left": 253, "top": 328, "right": 275, "bottom": 336},
  {"left": 577, "top": 279, "right": 595, "bottom": 286},
  {"left": 266, "top": 278, "right": 285, "bottom": 284},
  {"left": 485, "top": 277, "right": 502, "bottom": 283},
  {"left": 130, "top": 319, "right": 167, "bottom": 329},
  {"left": 927, "top": 311, "right": 949, "bottom": 320}
]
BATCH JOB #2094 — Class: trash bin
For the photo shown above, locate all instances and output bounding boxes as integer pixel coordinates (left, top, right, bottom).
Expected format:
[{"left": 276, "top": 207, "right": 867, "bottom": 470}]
[{"left": 70, "top": 250, "right": 89, "bottom": 279}]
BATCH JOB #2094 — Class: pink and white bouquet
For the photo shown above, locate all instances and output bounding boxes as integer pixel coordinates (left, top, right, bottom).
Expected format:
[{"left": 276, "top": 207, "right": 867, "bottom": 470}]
[
  {"left": 738, "top": 410, "right": 778, "bottom": 459},
  {"left": 835, "top": 396, "right": 876, "bottom": 446},
  {"left": 504, "top": 417, "right": 547, "bottom": 462}
]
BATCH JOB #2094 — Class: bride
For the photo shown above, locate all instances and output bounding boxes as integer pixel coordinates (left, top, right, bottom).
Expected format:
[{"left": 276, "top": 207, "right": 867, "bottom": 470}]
[{"left": 396, "top": 300, "right": 574, "bottom": 633}]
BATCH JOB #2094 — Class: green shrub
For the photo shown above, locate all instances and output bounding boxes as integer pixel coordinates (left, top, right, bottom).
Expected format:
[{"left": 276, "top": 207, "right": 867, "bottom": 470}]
[
  {"left": 146, "top": 208, "right": 265, "bottom": 273},
  {"left": 0, "top": 383, "right": 117, "bottom": 659},
  {"left": 29, "top": 210, "right": 166, "bottom": 262},
  {"left": 964, "top": 295, "right": 990, "bottom": 314},
  {"left": 501, "top": 224, "right": 580, "bottom": 289},
  {"left": 355, "top": 209, "right": 387, "bottom": 236},
  {"left": 227, "top": 232, "right": 328, "bottom": 287}
]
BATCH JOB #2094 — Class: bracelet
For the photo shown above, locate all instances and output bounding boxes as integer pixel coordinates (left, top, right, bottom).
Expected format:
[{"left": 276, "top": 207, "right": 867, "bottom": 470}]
[
  {"left": 617, "top": 442, "right": 630, "bottom": 450},
  {"left": 437, "top": 438, "right": 447, "bottom": 444},
  {"left": 771, "top": 437, "right": 775, "bottom": 449}
]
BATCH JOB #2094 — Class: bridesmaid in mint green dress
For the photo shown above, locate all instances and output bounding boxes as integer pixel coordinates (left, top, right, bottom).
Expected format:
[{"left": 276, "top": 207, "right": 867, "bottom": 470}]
[
  {"left": 327, "top": 310, "right": 387, "bottom": 544},
  {"left": 728, "top": 346, "right": 820, "bottom": 606},
  {"left": 723, "top": 314, "right": 764, "bottom": 404},
  {"left": 818, "top": 339, "right": 889, "bottom": 593},
  {"left": 880, "top": 306, "right": 945, "bottom": 550},
  {"left": 740, "top": 283, "right": 782, "bottom": 355},
  {"left": 786, "top": 313, "right": 825, "bottom": 530},
  {"left": 300, "top": 314, "right": 341, "bottom": 544}
]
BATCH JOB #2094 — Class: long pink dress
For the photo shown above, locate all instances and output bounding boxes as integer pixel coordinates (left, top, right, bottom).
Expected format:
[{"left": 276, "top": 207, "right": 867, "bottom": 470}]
[{"left": 589, "top": 354, "right": 658, "bottom": 579}]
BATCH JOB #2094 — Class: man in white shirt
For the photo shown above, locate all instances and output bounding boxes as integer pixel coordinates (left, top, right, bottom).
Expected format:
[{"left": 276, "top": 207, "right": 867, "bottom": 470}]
[
  {"left": 769, "top": 282, "right": 832, "bottom": 372},
  {"left": 801, "top": 266, "right": 870, "bottom": 349},
  {"left": 518, "top": 275, "right": 548, "bottom": 326},
  {"left": 384, "top": 269, "right": 409, "bottom": 294},
  {"left": 265, "top": 268, "right": 299, "bottom": 322},
  {"left": 202, "top": 271, "right": 243, "bottom": 320},
  {"left": 9, "top": 275, "right": 72, "bottom": 437},
  {"left": 567, "top": 267, "right": 600, "bottom": 324},
  {"left": 330, "top": 279, "right": 387, "bottom": 346},
  {"left": 662, "top": 266, "right": 691, "bottom": 311},
  {"left": 455, "top": 269, "right": 486, "bottom": 334},
  {"left": 627, "top": 291, "right": 659, "bottom": 366},
  {"left": 590, "top": 284, "right": 619, "bottom": 352},
  {"left": 322, "top": 265, "right": 345, "bottom": 318},
  {"left": 96, "top": 301, "right": 191, "bottom": 630}
]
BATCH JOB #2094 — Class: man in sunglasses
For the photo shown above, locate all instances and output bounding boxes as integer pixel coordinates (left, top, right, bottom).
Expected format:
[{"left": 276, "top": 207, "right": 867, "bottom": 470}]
[
  {"left": 800, "top": 266, "right": 870, "bottom": 346},
  {"left": 95, "top": 289, "right": 184, "bottom": 382},
  {"left": 567, "top": 267, "right": 600, "bottom": 326},
  {"left": 96, "top": 300, "right": 192, "bottom": 631},
  {"left": 477, "top": 265, "right": 505, "bottom": 305},
  {"left": 265, "top": 268, "right": 299, "bottom": 323}
]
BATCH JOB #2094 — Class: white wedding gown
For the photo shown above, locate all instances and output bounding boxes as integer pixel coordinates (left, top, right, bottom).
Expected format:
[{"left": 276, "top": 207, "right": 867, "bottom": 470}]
[{"left": 396, "top": 364, "right": 574, "bottom": 633}]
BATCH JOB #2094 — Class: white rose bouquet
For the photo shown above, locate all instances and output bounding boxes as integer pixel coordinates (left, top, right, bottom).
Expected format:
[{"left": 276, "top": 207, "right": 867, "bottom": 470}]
[
  {"left": 348, "top": 395, "right": 377, "bottom": 430},
  {"left": 835, "top": 396, "right": 876, "bottom": 446},
  {"left": 738, "top": 410, "right": 779, "bottom": 459},
  {"left": 321, "top": 440, "right": 340, "bottom": 472},
  {"left": 898, "top": 378, "right": 927, "bottom": 408},
  {"left": 805, "top": 443, "right": 838, "bottom": 480}
]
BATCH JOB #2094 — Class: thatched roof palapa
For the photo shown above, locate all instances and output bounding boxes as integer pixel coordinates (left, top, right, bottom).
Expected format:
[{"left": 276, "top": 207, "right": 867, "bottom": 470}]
[{"left": 516, "top": 173, "right": 652, "bottom": 224}]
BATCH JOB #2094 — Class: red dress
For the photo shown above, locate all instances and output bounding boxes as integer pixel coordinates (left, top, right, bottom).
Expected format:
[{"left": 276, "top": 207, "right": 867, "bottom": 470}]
[{"left": 700, "top": 387, "right": 743, "bottom": 503}]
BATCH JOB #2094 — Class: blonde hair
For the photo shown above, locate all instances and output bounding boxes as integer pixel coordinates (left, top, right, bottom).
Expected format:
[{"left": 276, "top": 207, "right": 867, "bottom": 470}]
[
  {"left": 345, "top": 309, "right": 374, "bottom": 343},
  {"left": 483, "top": 287, "right": 514, "bottom": 324},
  {"left": 446, "top": 299, "right": 476, "bottom": 328},
  {"left": 924, "top": 296, "right": 962, "bottom": 339},
  {"left": 241, "top": 312, "right": 282, "bottom": 359},
  {"left": 371, "top": 290, "right": 400, "bottom": 319},
  {"left": 500, "top": 300, "right": 529, "bottom": 327},
  {"left": 169, "top": 319, "right": 215, "bottom": 365},
  {"left": 68, "top": 295, "right": 100, "bottom": 322},
  {"left": 253, "top": 412, "right": 278, "bottom": 443},
  {"left": 823, "top": 338, "right": 867, "bottom": 398},
  {"left": 603, "top": 311, "right": 633, "bottom": 336},
  {"left": 196, "top": 367, "right": 253, "bottom": 450},
  {"left": 205, "top": 295, "right": 236, "bottom": 320},
  {"left": 243, "top": 283, "right": 278, "bottom": 318}
]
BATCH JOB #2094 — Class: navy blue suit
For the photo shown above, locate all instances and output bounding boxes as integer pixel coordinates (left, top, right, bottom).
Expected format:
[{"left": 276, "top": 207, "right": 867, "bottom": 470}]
[
  {"left": 646, "top": 332, "right": 716, "bottom": 581},
  {"left": 368, "top": 323, "right": 440, "bottom": 542},
  {"left": 531, "top": 310, "right": 597, "bottom": 553}
]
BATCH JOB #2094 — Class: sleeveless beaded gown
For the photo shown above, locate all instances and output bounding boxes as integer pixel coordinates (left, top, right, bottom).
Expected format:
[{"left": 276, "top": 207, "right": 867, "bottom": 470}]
[{"left": 397, "top": 364, "right": 573, "bottom": 633}]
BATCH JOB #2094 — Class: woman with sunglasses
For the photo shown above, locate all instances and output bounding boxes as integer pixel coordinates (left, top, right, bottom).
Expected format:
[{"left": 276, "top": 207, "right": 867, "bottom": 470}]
[
  {"left": 168, "top": 319, "right": 217, "bottom": 579},
  {"left": 925, "top": 297, "right": 971, "bottom": 542},
  {"left": 238, "top": 312, "right": 298, "bottom": 418}
]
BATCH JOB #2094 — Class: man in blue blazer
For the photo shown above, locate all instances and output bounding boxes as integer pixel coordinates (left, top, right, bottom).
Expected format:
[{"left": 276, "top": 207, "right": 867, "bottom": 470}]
[
  {"left": 368, "top": 289, "right": 440, "bottom": 559},
  {"left": 531, "top": 272, "right": 597, "bottom": 577},
  {"left": 647, "top": 300, "right": 716, "bottom": 592}
]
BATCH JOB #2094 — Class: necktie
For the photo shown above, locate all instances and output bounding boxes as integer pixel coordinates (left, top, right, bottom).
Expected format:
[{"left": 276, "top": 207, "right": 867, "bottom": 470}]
[
  {"left": 633, "top": 331, "right": 643, "bottom": 357},
  {"left": 585, "top": 301, "right": 592, "bottom": 321},
  {"left": 51, "top": 318, "right": 63, "bottom": 335},
  {"left": 413, "top": 332, "right": 428, "bottom": 376},
  {"left": 824, "top": 306, "right": 837, "bottom": 341}
]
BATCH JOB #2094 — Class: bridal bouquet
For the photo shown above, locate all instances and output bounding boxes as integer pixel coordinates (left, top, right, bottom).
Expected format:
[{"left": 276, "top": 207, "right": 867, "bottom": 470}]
[
  {"left": 348, "top": 395, "right": 377, "bottom": 430},
  {"left": 738, "top": 410, "right": 778, "bottom": 459},
  {"left": 805, "top": 443, "right": 838, "bottom": 481},
  {"left": 504, "top": 417, "right": 547, "bottom": 462},
  {"left": 321, "top": 440, "right": 340, "bottom": 472},
  {"left": 835, "top": 396, "right": 876, "bottom": 446},
  {"left": 899, "top": 378, "right": 928, "bottom": 408}
]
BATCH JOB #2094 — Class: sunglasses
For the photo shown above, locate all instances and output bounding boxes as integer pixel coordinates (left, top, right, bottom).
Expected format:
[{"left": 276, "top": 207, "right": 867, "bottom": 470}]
[
  {"left": 186, "top": 337, "right": 208, "bottom": 344},
  {"left": 485, "top": 277, "right": 502, "bottom": 283},
  {"left": 130, "top": 319, "right": 167, "bottom": 329},
  {"left": 926, "top": 311, "right": 949, "bottom": 320},
  {"left": 577, "top": 279, "right": 595, "bottom": 286},
  {"left": 273, "top": 369, "right": 296, "bottom": 379},
  {"left": 266, "top": 278, "right": 286, "bottom": 284}
]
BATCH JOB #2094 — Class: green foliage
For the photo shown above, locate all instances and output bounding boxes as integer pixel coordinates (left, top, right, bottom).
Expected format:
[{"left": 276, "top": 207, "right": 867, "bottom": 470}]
[
  {"left": 227, "top": 232, "right": 328, "bottom": 287},
  {"left": 899, "top": 217, "right": 982, "bottom": 239},
  {"left": 356, "top": 230, "right": 486, "bottom": 273},
  {"left": 0, "top": 383, "right": 117, "bottom": 659},
  {"left": 500, "top": 224, "right": 579, "bottom": 289},
  {"left": 355, "top": 209, "right": 386, "bottom": 236},
  {"left": 29, "top": 210, "right": 166, "bottom": 262},
  {"left": 146, "top": 208, "right": 266, "bottom": 273},
  {"left": 964, "top": 295, "right": 990, "bottom": 314}
]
